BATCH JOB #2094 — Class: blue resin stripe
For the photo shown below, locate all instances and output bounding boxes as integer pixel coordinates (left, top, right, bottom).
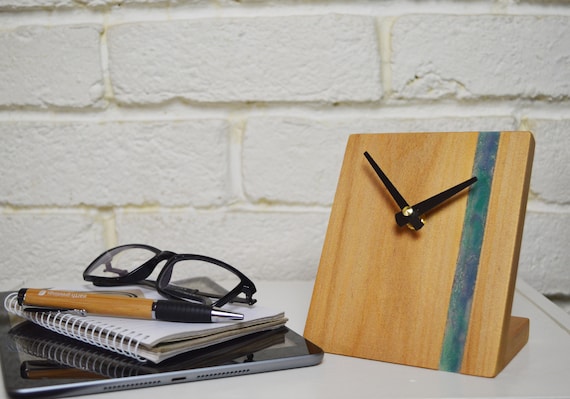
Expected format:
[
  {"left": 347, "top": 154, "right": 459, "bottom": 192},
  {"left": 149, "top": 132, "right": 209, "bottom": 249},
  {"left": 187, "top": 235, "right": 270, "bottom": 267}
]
[{"left": 439, "top": 131, "right": 500, "bottom": 372}]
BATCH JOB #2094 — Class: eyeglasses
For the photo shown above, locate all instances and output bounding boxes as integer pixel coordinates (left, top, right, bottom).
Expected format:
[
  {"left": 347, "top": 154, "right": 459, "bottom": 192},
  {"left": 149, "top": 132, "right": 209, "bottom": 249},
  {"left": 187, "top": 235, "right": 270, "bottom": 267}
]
[{"left": 83, "top": 244, "right": 257, "bottom": 308}]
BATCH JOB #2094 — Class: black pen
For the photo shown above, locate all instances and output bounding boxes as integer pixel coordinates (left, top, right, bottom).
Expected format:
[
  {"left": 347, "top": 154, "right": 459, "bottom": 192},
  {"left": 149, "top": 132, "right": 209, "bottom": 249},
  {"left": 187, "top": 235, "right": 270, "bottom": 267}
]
[{"left": 18, "top": 288, "right": 244, "bottom": 323}]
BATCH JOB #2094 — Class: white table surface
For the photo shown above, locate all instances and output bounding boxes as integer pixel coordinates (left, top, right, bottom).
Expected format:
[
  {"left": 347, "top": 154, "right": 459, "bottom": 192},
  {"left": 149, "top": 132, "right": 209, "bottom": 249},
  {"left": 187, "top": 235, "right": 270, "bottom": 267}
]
[{"left": 1, "top": 279, "right": 569, "bottom": 399}]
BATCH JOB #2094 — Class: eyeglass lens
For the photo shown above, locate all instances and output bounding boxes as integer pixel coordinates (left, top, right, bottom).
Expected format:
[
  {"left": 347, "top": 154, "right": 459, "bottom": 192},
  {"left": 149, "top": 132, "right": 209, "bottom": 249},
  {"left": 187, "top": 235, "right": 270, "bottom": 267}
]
[
  {"left": 161, "top": 259, "right": 242, "bottom": 303},
  {"left": 86, "top": 247, "right": 158, "bottom": 279}
]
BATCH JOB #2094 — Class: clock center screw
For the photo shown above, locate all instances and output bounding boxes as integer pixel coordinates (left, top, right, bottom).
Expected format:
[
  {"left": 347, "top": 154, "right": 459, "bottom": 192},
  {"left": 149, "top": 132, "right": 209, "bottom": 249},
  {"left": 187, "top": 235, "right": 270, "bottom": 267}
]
[{"left": 402, "top": 206, "right": 425, "bottom": 230}]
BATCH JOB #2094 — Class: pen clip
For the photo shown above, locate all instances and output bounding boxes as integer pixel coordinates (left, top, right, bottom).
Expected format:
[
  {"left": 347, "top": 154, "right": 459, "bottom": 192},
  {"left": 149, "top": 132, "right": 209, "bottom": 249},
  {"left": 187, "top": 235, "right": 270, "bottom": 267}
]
[{"left": 22, "top": 305, "right": 87, "bottom": 317}]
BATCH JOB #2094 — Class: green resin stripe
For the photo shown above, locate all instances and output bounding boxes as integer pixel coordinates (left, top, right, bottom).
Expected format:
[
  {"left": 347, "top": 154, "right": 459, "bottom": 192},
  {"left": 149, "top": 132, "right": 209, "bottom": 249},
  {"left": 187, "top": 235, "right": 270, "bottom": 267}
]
[{"left": 439, "top": 131, "right": 500, "bottom": 372}]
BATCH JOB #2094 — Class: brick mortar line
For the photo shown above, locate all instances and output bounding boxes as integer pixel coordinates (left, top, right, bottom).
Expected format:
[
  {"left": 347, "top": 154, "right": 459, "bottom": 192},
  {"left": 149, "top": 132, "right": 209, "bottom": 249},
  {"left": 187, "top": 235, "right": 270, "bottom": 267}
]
[
  {"left": 2, "top": 9, "right": 570, "bottom": 33},
  {"left": 1, "top": 102, "right": 569, "bottom": 121}
]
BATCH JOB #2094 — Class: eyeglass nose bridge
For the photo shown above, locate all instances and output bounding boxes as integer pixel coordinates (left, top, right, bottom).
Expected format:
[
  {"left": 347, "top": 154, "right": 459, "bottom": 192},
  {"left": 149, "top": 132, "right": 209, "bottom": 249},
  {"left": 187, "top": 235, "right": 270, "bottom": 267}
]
[
  {"left": 155, "top": 256, "right": 178, "bottom": 287},
  {"left": 126, "top": 250, "right": 177, "bottom": 282}
]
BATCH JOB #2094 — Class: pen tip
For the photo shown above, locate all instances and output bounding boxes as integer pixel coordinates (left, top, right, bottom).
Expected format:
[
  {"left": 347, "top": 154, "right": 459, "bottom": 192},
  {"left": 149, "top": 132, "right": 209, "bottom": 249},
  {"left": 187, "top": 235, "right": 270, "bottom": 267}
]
[{"left": 211, "top": 309, "right": 244, "bottom": 322}]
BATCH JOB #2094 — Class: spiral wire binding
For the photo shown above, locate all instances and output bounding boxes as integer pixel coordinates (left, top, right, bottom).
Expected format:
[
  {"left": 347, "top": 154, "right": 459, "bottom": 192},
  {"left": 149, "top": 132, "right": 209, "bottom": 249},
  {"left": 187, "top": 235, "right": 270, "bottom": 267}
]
[
  {"left": 10, "top": 327, "right": 144, "bottom": 379},
  {"left": 4, "top": 292, "right": 148, "bottom": 362}
]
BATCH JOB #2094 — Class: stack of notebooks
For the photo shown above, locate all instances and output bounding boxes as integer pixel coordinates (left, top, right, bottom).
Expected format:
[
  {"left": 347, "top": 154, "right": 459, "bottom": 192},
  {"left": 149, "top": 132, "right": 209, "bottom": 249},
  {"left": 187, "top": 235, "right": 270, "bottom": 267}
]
[{"left": 3, "top": 285, "right": 287, "bottom": 364}]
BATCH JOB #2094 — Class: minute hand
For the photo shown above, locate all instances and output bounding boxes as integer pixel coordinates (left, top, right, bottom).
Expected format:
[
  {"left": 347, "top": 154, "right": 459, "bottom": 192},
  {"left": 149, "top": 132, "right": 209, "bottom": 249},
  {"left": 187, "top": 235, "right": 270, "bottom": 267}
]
[
  {"left": 364, "top": 151, "right": 424, "bottom": 230},
  {"left": 395, "top": 176, "right": 478, "bottom": 227},
  {"left": 364, "top": 151, "right": 409, "bottom": 210}
]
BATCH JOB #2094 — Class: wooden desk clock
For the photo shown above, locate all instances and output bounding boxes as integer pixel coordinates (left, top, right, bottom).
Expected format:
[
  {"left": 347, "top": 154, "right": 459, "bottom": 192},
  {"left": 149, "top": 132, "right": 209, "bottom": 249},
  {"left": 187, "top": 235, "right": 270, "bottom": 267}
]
[{"left": 305, "top": 131, "right": 534, "bottom": 377}]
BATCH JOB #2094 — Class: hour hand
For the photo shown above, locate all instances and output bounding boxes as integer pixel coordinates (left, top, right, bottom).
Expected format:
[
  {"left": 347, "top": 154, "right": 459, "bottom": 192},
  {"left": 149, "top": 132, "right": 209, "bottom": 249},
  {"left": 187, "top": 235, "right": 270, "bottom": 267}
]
[
  {"left": 395, "top": 176, "right": 478, "bottom": 228},
  {"left": 364, "top": 152, "right": 425, "bottom": 231}
]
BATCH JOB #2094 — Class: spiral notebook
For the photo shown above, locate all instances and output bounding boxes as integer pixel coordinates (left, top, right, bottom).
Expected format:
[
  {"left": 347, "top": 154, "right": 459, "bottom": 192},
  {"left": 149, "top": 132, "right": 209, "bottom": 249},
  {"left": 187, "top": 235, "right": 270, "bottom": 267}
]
[{"left": 3, "top": 285, "right": 287, "bottom": 363}]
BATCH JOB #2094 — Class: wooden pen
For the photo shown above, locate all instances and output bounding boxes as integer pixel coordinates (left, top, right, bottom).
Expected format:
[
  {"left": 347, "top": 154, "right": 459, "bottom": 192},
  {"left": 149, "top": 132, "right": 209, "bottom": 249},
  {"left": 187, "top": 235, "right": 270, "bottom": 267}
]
[{"left": 17, "top": 288, "right": 243, "bottom": 323}]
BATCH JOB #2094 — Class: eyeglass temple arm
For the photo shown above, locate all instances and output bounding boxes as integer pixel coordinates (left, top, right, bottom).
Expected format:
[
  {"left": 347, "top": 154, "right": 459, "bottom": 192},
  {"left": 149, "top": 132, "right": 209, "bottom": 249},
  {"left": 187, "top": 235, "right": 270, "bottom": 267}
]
[{"left": 212, "top": 283, "right": 257, "bottom": 308}]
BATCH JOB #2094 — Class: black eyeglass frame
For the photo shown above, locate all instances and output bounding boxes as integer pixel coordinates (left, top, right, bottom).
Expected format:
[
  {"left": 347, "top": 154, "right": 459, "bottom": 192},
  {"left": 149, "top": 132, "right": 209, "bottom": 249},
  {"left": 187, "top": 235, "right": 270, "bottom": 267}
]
[{"left": 83, "top": 244, "right": 257, "bottom": 308}]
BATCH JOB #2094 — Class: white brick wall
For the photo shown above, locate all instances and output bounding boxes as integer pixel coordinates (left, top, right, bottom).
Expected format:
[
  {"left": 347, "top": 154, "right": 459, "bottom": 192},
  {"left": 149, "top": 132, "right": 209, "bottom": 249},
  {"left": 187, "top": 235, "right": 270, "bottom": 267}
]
[
  {"left": 0, "top": 2, "right": 569, "bottom": 312},
  {"left": 107, "top": 15, "right": 382, "bottom": 103},
  {"left": 391, "top": 15, "right": 570, "bottom": 99},
  {"left": 0, "top": 25, "right": 103, "bottom": 108},
  {"left": 0, "top": 121, "right": 231, "bottom": 206}
]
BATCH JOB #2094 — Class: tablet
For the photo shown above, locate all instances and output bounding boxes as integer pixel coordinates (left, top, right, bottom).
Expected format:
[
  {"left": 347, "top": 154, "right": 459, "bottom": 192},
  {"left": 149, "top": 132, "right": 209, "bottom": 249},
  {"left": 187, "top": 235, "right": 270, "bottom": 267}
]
[{"left": 0, "top": 292, "right": 323, "bottom": 398}]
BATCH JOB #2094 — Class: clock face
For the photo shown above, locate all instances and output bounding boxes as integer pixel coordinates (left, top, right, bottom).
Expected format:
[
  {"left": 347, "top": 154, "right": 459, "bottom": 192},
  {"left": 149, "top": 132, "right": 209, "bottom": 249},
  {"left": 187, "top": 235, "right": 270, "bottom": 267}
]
[{"left": 305, "top": 131, "right": 534, "bottom": 377}]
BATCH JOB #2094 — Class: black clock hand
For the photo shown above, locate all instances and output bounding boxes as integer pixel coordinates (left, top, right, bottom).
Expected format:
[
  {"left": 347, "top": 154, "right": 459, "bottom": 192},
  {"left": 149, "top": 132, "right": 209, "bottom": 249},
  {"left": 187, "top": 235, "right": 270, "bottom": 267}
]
[
  {"left": 364, "top": 152, "right": 425, "bottom": 231},
  {"left": 364, "top": 151, "right": 409, "bottom": 209},
  {"left": 413, "top": 176, "right": 477, "bottom": 216},
  {"left": 395, "top": 176, "right": 478, "bottom": 228}
]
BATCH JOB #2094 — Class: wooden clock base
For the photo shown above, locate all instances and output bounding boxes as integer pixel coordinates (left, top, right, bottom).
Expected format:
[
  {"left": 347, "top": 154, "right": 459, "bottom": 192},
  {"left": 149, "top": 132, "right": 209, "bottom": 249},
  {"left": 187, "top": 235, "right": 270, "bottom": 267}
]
[
  {"left": 504, "top": 316, "right": 530, "bottom": 371},
  {"left": 304, "top": 131, "right": 534, "bottom": 378}
]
